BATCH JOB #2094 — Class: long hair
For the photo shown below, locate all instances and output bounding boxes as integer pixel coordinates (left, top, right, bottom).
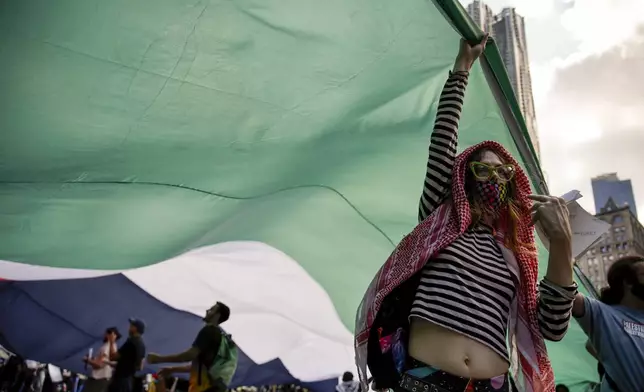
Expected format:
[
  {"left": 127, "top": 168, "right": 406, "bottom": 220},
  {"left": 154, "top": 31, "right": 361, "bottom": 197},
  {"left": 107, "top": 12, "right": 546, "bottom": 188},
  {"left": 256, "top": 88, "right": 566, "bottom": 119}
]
[
  {"left": 465, "top": 147, "right": 533, "bottom": 255},
  {"left": 599, "top": 255, "right": 644, "bottom": 304}
]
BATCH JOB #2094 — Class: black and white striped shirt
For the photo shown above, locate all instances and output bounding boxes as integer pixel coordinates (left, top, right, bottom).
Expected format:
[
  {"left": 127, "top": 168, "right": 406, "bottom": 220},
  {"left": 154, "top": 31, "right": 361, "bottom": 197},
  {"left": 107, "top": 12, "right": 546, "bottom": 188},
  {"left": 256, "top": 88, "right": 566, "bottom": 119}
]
[{"left": 410, "top": 71, "right": 577, "bottom": 360}]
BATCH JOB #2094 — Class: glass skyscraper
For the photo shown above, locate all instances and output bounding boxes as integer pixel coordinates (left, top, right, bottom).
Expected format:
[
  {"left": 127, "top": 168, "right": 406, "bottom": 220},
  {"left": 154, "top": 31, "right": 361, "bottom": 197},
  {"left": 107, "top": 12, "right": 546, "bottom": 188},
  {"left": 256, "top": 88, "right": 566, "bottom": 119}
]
[{"left": 592, "top": 173, "right": 637, "bottom": 217}]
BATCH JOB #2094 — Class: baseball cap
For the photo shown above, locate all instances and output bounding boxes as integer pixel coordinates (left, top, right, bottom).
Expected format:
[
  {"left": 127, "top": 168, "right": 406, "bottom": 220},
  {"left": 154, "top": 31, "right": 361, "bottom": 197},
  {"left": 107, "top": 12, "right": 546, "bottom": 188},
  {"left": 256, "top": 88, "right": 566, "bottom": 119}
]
[
  {"left": 128, "top": 318, "right": 146, "bottom": 335},
  {"left": 105, "top": 326, "right": 122, "bottom": 340}
]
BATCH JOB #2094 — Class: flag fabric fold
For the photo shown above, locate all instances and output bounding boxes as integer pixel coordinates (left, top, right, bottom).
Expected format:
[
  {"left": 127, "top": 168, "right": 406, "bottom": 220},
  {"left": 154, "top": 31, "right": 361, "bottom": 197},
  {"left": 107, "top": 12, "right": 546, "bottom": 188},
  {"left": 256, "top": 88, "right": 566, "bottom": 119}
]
[{"left": 0, "top": 0, "right": 598, "bottom": 389}]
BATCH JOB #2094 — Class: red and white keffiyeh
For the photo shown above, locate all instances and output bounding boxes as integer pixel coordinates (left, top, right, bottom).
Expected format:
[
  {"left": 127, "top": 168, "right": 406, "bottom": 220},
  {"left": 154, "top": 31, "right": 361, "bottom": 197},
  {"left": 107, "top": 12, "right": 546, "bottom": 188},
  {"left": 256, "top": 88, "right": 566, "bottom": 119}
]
[{"left": 354, "top": 140, "right": 555, "bottom": 392}]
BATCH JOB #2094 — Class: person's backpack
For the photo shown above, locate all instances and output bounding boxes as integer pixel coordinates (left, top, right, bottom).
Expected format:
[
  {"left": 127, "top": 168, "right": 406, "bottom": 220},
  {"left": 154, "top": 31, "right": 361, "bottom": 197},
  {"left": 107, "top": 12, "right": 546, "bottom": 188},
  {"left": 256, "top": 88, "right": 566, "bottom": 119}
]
[{"left": 206, "top": 329, "right": 238, "bottom": 387}]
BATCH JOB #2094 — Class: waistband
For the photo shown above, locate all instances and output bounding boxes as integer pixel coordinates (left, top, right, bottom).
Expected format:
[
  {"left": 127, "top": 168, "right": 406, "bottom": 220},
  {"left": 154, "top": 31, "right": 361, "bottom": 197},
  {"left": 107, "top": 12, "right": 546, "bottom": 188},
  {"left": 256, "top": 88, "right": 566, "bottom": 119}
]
[{"left": 399, "top": 359, "right": 508, "bottom": 392}]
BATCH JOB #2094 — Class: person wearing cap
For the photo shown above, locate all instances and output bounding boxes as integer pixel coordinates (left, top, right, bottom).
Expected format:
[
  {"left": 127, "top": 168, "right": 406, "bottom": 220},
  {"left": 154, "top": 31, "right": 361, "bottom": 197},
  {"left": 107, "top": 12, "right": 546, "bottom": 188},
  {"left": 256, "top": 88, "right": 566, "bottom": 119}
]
[
  {"left": 107, "top": 318, "right": 147, "bottom": 392},
  {"left": 83, "top": 327, "right": 121, "bottom": 392}
]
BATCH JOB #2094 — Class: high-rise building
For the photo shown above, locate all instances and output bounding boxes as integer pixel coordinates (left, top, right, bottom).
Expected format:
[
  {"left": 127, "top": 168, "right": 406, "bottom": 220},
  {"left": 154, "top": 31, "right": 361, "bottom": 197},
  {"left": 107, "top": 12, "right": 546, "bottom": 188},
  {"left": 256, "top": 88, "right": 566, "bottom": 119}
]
[
  {"left": 592, "top": 173, "right": 638, "bottom": 217},
  {"left": 465, "top": 3, "right": 540, "bottom": 158},
  {"left": 493, "top": 8, "right": 539, "bottom": 157},
  {"left": 577, "top": 197, "right": 644, "bottom": 289},
  {"left": 466, "top": 0, "right": 495, "bottom": 34}
]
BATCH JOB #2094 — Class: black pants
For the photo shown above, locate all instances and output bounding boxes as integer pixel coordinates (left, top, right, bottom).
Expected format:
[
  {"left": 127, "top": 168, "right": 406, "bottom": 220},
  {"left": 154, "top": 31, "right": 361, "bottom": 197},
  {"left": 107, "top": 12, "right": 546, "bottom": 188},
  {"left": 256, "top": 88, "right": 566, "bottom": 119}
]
[
  {"left": 84, "top": 378, "right": 110, "bottom": 392},
  {"left": 107, "top": 377, "right": 133, "bottom": 392}
]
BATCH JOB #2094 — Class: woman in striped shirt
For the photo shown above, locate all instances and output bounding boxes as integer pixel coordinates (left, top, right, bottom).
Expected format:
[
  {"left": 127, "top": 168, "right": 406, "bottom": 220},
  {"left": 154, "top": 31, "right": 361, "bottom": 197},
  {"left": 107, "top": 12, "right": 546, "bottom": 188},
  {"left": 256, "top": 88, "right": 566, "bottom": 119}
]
[{"left": 363, "top": 37, "right": 577, "bottom": 392}]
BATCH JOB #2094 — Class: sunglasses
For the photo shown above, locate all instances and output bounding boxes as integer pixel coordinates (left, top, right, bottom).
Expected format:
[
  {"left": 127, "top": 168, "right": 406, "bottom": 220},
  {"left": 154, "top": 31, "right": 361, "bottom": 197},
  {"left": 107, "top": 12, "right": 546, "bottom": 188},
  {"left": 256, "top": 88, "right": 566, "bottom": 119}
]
[{"left": 469, "top": 161, "right": 515, "bottom": 182}]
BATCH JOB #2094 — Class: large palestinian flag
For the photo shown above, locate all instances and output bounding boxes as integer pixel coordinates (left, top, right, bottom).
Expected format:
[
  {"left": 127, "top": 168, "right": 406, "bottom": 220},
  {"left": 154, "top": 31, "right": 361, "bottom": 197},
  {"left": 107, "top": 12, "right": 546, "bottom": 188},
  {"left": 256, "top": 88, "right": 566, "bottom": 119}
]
[{"left": 0, "top": 0, "right": 598, "bottom": 390}]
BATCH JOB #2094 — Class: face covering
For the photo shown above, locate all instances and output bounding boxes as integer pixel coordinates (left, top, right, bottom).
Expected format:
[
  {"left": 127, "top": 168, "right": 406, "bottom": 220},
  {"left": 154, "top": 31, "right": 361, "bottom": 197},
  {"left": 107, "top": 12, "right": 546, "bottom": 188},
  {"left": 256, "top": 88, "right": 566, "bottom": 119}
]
[{"left": 475, "top": 179, "right": 508, "bottom": 212}]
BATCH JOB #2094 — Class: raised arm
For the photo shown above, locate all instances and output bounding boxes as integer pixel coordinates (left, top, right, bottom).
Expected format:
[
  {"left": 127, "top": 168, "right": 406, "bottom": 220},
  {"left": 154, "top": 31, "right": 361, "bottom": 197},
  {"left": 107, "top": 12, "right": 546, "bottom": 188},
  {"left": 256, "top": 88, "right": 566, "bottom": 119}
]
[
  {"left": 418, "top": 72, "right": 466, "bottom": 222},
  {"left": 418, "top": 35, "right": 488, "bottom": 222},
  {"left": 527, "top": 195, "right": 577, "bottom": 340}
]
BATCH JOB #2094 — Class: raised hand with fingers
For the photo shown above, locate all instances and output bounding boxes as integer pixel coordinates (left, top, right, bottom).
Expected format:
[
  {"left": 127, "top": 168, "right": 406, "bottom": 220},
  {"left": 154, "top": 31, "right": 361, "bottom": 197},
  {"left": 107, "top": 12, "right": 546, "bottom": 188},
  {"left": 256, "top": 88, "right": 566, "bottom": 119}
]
[
  {"left": 453, "top": 33, "right": 489, "bottom": 73},
  {"left": 529, "top": 194, "right": 575, "bottom": 286},
  {"left": 529, "top": 194, "right": 572, "bottom": 244}
]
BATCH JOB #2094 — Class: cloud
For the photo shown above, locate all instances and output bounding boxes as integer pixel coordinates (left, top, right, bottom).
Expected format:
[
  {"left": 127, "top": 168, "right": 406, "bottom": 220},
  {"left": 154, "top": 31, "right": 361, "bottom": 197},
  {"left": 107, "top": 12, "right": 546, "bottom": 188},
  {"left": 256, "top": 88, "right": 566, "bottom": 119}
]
[
  {"left": 559, "top": 0, "right": 644, "bottom": 56},
  {"left": 538, "top": 25, "right": 644, "bottom": 219},
  {"left": 458, "top": 0, "right": 644, "bottom": 219},
  {"left": 473, "top": 0, "right": 644, "bottom": 103},
  {"left": 477, "top": 0, "right": 644, "bottom": 56}
]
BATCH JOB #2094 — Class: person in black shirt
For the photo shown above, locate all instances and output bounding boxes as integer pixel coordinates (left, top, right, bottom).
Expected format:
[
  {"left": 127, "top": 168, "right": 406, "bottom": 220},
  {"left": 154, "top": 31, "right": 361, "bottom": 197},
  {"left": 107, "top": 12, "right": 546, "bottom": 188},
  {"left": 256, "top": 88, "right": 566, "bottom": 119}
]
[
  {"left": 147, "top": 302, "right": 230, "bottom": 392},
  {"left": 108, "top": 318, "right": 147, "bottom": 392}
]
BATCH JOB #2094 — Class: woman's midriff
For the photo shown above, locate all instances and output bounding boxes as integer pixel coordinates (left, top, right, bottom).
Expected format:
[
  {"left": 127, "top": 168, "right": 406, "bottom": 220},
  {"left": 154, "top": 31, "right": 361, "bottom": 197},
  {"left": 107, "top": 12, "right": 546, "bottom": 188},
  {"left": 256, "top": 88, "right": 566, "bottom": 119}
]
[{"left": 408, "top": 317, "right": 509, "bottom": 379}]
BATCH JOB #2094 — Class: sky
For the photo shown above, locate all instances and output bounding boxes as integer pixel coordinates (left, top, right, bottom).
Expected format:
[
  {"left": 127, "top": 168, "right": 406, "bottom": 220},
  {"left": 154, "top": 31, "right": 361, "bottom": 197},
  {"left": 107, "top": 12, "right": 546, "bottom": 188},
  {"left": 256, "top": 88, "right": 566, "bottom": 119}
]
[{"left": 460, "top": 0, "right": 644, "bottom": 220}]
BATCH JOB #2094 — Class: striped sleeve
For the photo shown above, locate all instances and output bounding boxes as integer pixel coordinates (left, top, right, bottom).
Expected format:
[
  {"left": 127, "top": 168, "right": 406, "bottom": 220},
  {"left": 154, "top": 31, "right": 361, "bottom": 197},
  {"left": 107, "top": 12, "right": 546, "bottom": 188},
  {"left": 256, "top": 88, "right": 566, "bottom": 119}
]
[
  {"left": 418, "top": 71, "right": 468, "bottom": 223},
  {"left": 537, "top": 279, "right": 578, "bottom": 341}
]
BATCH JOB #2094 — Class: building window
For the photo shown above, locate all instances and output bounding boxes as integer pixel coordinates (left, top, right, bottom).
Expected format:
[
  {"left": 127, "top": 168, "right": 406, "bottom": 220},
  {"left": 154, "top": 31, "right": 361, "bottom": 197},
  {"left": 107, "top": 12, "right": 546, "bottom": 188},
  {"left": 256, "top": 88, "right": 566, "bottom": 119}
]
[{"left": 612, "top": 226, "right": 626, "bottom": 235}]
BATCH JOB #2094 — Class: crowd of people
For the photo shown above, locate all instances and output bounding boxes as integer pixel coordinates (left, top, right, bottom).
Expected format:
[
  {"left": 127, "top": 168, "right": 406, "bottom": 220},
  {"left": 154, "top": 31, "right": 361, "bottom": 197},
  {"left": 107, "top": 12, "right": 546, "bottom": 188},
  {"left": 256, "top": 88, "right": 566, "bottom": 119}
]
[
  {"left": 0, "top": 356, "right": 74, "bottom": 392},
  {"left": 356, "top": 36, "right": 644, "bottom": 392},
  {"left": 2, "top": 300, "right": 310, "bottom": 392},
  {"left": 82, "top": 302, "right": 234, "bottom": 392},
  {"left": 0, "top": 357, "right": 313, "bottom": 392}
]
